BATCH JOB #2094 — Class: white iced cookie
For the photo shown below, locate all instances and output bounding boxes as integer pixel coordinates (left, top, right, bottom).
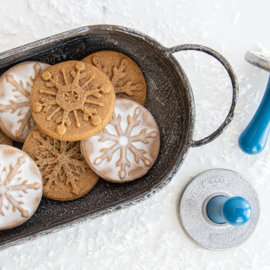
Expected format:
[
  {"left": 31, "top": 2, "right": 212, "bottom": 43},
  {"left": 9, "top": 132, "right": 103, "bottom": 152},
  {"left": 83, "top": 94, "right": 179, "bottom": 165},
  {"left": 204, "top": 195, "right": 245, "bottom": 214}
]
[
  {"left": 0, "top": 61, "right": 51, "bottom": 142},
  {"left": 81, "top": 98, "right": 160, "bottom": 183},
  {"left": 0, "top": 145, "right": 42, "bottom": 230}
]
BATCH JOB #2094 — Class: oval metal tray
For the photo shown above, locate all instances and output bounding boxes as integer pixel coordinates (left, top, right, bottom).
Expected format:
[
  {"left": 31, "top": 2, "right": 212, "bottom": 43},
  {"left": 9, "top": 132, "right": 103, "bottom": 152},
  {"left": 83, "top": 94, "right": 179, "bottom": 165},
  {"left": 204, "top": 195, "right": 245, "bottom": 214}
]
[{"left": 0, "top": 25, "right": 236, "bottom": 250}]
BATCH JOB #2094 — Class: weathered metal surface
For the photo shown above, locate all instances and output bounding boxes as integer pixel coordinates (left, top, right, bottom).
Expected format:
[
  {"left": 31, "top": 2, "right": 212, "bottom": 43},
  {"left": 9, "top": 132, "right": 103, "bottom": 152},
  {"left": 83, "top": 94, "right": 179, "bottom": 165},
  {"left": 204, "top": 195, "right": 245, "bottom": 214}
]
[{"left": 0, "top": 25, "right": 238, "bottom": 250}]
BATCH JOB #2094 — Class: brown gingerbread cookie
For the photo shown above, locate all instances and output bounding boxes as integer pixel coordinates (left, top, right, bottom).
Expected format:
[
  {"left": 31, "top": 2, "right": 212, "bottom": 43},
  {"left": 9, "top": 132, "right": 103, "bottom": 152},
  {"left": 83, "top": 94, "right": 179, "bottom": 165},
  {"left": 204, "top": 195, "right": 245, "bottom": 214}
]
[
  {"left": 0, "top": 129, "right": 12, "bottom": 146},
  {"left": 30, "top": 61, "right": 115, "bottom": 141},
  {"left": 22, "top": 127, "right": 99, "bottom": 201},
  {"left": 82, "top": 50, "right": 146, "bottom": 105}
]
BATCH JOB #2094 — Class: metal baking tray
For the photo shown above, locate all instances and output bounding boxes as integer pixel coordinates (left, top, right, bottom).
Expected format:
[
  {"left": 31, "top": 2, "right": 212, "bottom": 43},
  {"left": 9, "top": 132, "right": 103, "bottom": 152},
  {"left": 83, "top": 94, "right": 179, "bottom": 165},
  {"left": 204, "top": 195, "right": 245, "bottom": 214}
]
[{"left": 0, "top": 24, "right": 237, "bottom": 250}]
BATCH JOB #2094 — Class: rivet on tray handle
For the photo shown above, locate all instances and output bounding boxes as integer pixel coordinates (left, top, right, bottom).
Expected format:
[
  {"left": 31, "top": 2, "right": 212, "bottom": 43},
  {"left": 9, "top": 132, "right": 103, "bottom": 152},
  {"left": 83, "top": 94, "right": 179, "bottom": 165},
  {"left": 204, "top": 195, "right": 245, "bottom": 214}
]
[{"left": 167, "top": 44, "right": 239, "bottom": 147}]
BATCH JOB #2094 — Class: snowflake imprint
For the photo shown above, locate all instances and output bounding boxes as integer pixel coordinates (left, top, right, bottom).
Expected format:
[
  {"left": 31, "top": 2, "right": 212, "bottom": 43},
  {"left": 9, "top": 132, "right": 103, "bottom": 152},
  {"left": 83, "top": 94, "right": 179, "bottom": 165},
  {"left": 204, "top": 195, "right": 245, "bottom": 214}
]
[
  {"left": 94, "top": 107, "right": 158, "bottom": 179},
  {"left": 32, "top": 62, "right": 111, "bottom": 136},
  {"left": 32, "top": 131, "right": 89, "bottom": 195},
  {"left": 0, "top": 63, "right": 42, "bottom": 137},
  {"left": 0, "top": 155, "right": 41, "bottom": 218},
  {"left": 92, "top": 56, "right": 143, "bottom": 96}
]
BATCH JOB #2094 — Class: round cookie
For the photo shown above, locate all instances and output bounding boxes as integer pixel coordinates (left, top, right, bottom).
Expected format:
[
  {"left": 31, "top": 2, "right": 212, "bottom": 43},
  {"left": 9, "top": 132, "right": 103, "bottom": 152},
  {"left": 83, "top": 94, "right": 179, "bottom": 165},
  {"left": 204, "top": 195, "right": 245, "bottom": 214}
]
[
  {"left": 0, "top": 129, "right": 12, "bottom": 146},
  {"left": 0, "top": 145, "right": 42, "bottom": 230},
  {"left": 81, "top": 99, "right": 160, "bottom": 183},
  {"left": 30, "top": 61, "right": 115, "bottom": 141},
  {"left": 0, "top": 61, "right": 51, "bottom": 142},
  {"left": 22, "top": 127, "right": 99, "bottom": 201},
  {"left": 82, "top": 50, "right": 147, "bottom": 105}
]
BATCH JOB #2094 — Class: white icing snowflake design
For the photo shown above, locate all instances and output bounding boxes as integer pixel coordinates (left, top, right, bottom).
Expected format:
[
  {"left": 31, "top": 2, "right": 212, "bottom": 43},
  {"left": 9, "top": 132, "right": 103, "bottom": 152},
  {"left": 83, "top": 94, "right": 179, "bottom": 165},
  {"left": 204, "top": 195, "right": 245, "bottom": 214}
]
[
  {"left": 93, "top": 106, "right": 158, "bottom": 180},
  {"left": 0, "top": 155, "right": 41, "bottom": 219},
  {"left": 0, "top": 62, "right": 50, "bottom": 141}
]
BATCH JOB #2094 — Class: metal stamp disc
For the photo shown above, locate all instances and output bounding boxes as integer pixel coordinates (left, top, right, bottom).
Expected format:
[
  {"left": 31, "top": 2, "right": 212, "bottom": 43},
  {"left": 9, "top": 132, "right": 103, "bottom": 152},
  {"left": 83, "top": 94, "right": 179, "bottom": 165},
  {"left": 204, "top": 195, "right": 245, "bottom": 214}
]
[
  {"left": 245, "top": 51, "right": 270, "bottom": 72},
  {"left": 178, "top": 169, "right": 260, "bottom": 250}
]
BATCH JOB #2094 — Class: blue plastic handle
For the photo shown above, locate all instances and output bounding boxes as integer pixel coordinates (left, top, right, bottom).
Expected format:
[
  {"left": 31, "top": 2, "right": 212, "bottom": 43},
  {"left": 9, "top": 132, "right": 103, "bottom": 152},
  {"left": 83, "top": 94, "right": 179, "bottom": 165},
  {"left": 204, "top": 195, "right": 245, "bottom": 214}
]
[
  {"left": 207, "top": 196, "right": 252, "bottom": 226},
  {"left": 239, "top": 76, "right": 270, "bottom": 154}
]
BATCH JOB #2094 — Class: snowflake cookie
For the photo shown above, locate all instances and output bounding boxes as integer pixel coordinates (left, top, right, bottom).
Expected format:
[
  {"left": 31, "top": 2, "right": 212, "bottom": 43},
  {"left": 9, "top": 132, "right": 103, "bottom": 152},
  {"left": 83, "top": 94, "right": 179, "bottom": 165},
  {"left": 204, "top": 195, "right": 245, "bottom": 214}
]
[
  {"left": 81, "top": 99, "right": 160, "bottom": 183},
  {"left": 23, "top": 127, "right": 99, "bottom": 201},
  {"left": 0, "top": 61, "right": 51, "bottom": 142},
  {"left": 30, "top": 61, "right": 115, "bottom": 141},
  {"left": 82, "top": 50, "right": 147, "bottom": 105},
  {"left": 0, "top": 145, "right": 42, "bottom": 230}
]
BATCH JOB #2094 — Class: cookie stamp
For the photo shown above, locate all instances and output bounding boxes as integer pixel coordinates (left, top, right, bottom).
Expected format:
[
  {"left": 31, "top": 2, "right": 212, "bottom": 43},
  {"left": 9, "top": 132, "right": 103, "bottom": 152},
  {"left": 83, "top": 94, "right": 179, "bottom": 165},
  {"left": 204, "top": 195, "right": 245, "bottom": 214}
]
[
  {"left": 31, "top": 61, "right": 115, "bottom": 141},
  {"left": 178, "top": 169, "right": 260, "bottom": 250},
  {"left": 81, "top": 99, "right": 160, "bottom": 183},
  {"left": 82, "top": 50, "right": 147, "bottom": 105},
  {"left": 0, "top": 62, "right": 50, "bottom": 142},
  {"left": 0, "top": 145, "right": 42, "bottom": 230},
  {"left": 23, "top": 127, "right": 99, "bottom": 201}
]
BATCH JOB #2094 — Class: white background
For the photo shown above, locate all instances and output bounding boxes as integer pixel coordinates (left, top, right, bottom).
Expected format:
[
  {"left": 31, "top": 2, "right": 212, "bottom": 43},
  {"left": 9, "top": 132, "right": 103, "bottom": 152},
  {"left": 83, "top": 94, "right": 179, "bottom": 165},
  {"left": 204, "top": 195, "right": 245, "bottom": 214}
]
[{"left": 0, "top": 0, "right": 270, "bottom": 269}]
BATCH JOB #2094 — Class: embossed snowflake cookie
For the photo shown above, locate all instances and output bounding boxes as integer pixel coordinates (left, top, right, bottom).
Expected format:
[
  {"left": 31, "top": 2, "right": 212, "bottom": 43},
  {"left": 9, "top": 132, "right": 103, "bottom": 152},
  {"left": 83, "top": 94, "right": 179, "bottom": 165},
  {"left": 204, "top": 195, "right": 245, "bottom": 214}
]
[
  {"left": 30, "top": 61, "right": 115, "bottom": 141},
  {"left": 81, "top": 99, "right": 160, "bottom": 183},
  {"left": 22, "top": 127, "right": 99, "bottom": 201},
  {"left": 82, "top": 50, "right": 147, "bottom": 105},
  {"left": 0, "top": 62, "right": 50, "bottom": 142},
  {"left": 0, "top": 145, "right": 42, "bottom": 230}
]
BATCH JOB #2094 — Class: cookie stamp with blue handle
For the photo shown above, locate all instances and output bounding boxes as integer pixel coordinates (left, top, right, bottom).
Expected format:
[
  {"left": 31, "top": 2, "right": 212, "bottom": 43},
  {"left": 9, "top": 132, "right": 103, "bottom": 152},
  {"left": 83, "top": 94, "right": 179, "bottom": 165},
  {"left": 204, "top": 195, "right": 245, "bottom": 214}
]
[
  {"left": 178, "top": 169, "right": 260, "bottom": 250},
  {"left": 207, "top": 196, "right": 252, "bottom": 226},
  {"left": 239, "top": 51, "right": 270, "bottom": 154}
]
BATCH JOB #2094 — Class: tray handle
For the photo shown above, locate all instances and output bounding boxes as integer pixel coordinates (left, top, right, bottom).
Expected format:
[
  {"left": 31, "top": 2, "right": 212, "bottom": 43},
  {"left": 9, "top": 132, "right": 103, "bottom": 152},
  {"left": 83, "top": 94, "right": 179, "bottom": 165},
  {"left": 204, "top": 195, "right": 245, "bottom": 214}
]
[{"left": 167, "top": 44, "right": 239, "bottom": 147}]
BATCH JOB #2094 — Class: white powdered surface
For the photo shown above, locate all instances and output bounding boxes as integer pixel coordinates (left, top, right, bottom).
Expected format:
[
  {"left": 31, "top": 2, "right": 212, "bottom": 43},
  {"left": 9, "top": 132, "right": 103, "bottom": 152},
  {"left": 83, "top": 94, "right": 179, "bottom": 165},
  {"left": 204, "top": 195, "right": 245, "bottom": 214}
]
[{"left": 0, "top": 0, "right": 270, "bottom": 269}]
